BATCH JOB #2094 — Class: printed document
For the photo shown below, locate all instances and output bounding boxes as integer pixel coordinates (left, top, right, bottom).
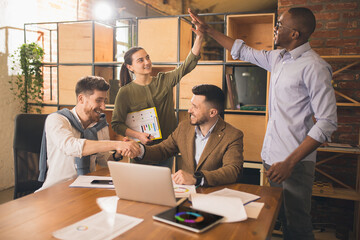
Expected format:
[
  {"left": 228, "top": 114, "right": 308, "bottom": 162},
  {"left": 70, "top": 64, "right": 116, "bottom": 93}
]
[
  {"left": 52, "top": 211, "right": 143, "bottom": 240},
  {"left": 191, "top": 193, "right": 247, "bottom": 223},
  {"left": 125, "top": 107, "right": 162, "bottom": 141},
  {"left": 209, "top": 188, "right": 264, "bottom": 219}
]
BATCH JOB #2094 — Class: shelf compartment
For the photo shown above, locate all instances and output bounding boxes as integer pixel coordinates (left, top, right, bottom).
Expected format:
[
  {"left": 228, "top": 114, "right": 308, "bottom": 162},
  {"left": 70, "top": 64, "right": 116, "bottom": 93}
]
[
  {"left": 58, "top": 65, "right": 92, "bottom": 105},
  {"left": 137, "top": 17, "right": 192, "bottom": 63},
  {"left": 315, "top": 149, "right": 360, "bottom": 201},
  {"left": 224, "top": 114, "right": 266, "bottom": 163},
  {"left": 58, "top": 21, "right": 113, "bottom": 64},
  {"left": 178, "top": 65, "right": 223, "bottom": 110},
  {"left": 226, "top": 13, "right": 275, "bottom": 62},
  {"left": 325, "top": 55, "right": 360, "bottom": 107}
]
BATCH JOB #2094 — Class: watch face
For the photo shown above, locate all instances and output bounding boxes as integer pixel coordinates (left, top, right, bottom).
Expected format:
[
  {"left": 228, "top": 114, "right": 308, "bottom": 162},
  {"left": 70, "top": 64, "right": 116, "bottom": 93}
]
[
  {"left": 194, "top": 171, "right": 203, "bottom": 178},
  {"left": 194, "top": 172, "right": 203, "bottom": 186}
]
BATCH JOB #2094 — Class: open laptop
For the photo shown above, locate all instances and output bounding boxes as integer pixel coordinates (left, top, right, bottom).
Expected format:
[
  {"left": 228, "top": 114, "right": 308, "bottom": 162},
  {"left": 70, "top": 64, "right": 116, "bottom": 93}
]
[{"left": 108, "top": 161, "right": 186, "bottom": 207}]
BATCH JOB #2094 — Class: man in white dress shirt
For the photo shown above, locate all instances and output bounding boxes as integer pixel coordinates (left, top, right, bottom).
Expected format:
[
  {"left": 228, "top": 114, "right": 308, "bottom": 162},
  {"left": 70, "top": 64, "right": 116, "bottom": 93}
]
[
  {"left": 190, "top": 7, "right": 337, "bottom": 240},
  {"left": 38, "top": 76, "right": 140, "bottom": 191}
]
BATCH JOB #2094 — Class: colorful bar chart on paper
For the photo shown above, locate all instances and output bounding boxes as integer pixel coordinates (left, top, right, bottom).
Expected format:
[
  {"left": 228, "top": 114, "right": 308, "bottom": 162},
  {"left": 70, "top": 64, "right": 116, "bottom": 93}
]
[{"left": 125, "top": 107, "right": 162, "bottom": 142}]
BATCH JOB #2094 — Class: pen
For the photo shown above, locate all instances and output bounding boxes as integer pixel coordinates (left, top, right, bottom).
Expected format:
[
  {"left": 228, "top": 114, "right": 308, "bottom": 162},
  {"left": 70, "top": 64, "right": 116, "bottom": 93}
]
[
  {"left": 244, "top": 197, "right": 261, "bottom": 206},
  {"left": 147, "top": 134, "right": 152, "bottom": 139}
]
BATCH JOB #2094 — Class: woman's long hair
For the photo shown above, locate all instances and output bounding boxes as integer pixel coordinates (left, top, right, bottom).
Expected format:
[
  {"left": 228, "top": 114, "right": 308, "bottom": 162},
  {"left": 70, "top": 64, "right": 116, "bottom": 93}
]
[{"left": 119, "top": 47, "right": 144, "bottom": 87}]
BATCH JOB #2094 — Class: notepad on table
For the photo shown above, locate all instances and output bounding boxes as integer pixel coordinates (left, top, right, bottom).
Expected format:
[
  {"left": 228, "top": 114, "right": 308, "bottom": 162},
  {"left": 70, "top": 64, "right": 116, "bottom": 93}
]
[{"left": 69, "top": 175, "right": 115, "bottom": 189}]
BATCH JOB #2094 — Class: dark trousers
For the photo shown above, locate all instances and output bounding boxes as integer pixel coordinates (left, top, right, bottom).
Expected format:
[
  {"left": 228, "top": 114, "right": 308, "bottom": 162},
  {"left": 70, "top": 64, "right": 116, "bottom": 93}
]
[{"left": 263, "top": 161, "right": 315, "bottom": 240}]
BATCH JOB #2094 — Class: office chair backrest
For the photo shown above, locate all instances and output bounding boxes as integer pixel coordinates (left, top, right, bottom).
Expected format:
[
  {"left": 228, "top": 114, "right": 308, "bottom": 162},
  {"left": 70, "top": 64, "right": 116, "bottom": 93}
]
[{"left": 13, "top": 113, "right": 48, "bottom": 199}]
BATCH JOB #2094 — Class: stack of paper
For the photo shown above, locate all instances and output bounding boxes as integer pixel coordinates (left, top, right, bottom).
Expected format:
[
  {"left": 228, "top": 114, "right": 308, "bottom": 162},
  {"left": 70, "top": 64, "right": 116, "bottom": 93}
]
[
  {"left": 209, "top": 188, "right": 260, "bottom": 204},
  {"left": 191, "top": 188, "right": 264, "bottom": 222}
]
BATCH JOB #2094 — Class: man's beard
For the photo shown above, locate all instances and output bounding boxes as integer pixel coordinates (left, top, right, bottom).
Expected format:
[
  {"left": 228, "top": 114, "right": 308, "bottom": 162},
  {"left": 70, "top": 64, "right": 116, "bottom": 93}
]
[{"left": 189, "top": 114, "right": 207, "bottom": 126}]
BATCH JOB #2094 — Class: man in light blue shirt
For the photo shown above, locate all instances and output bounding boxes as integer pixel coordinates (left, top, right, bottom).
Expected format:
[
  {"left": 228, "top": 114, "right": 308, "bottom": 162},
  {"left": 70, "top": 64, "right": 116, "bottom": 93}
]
[{"left": 190, "top": 7, "right": 337, "bottom": 240}]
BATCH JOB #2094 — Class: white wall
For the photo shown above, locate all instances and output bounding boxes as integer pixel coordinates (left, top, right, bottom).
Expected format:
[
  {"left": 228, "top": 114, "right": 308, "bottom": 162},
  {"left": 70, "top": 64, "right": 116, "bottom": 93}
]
[
  {"left": 0, "top": 0, "right": 38, "bottom": 191},
  {"left": 0, "top": 0, "right": 81, "bottom": 191}
]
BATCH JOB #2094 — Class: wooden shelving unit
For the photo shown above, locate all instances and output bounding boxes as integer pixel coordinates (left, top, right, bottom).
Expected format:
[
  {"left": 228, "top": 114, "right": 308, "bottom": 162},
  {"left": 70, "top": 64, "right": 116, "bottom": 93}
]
[
  {"left": 316, "top": 55, "right": 360, "bottom": 238},
  {"left": 24, "top": 19, "right": 135, "bottom": 111},
  {"left": 323, "top": 55, "right": 360, "bottom": 107},
  {"left": 224, "top": 13, "right": 274, "bottom": 165},
  {"left": 25, "top": 12, "right": 275, "bottom": 183},
  {"left": 315, "top": 145, "right": 360, "bottom": 239},
  {"left": 314, "top": 56, "right": 360, "bottom": 200},
  {"left": 57, "top": 21, "right": 114, "bottom": 105},
  {"left": 315, "top": 146, "right": 360, "bottom": 200}
]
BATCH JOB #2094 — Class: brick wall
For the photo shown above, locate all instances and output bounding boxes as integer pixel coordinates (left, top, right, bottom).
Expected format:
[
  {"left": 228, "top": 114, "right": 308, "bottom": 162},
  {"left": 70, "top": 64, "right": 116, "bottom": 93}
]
[
  {"left": 278, "top": 0, "right": 360, "bottom": 56},
  {"left": 278, "top": 0, "right": 360, "bottom": 237}
]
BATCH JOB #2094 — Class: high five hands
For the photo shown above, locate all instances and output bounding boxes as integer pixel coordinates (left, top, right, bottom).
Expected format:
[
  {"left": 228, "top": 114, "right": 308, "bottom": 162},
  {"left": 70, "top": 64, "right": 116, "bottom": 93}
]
[{"left": 188, "top": 8, "right": 209, "bottom": 35}]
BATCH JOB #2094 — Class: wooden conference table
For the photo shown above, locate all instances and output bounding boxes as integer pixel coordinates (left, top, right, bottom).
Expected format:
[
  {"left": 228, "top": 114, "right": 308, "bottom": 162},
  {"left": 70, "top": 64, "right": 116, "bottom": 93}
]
[{"left": 0, "top": 168, "right": 282, "bottom": 240}]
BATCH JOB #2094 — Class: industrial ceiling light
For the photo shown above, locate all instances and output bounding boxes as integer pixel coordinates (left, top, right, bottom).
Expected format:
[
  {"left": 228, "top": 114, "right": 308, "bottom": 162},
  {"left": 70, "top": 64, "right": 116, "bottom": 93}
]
[{"left": 93, "top": 1, "right": 114, "bottom": 20}]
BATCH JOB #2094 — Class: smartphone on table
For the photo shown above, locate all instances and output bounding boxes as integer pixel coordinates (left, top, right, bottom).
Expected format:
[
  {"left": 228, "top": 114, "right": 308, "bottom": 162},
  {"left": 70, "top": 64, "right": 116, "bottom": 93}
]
[{"left": 91, "top": 179, "right": 113, "bottom": 185}]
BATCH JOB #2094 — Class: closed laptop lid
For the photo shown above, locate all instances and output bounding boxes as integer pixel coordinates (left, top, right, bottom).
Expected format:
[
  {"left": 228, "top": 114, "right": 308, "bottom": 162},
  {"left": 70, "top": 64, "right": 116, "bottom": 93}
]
[{"left": 108, "top": 161, "right": 177, "bottom": 207}]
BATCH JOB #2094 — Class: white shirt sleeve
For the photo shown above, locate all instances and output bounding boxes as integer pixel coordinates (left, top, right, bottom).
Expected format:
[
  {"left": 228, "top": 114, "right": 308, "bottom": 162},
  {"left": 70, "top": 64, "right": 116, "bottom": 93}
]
[
  {"left": 94, "top": 126, "right": 111, "bottom": 167},
  {"left": 45, "top": 113, "right": 85, "bottom": 158}
]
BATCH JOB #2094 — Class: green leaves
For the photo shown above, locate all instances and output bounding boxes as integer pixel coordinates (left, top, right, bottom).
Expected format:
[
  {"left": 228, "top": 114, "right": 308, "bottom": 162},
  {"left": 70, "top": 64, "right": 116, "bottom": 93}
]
[{"left": 9, "top": 43, "right": 44, "bottom": 113}]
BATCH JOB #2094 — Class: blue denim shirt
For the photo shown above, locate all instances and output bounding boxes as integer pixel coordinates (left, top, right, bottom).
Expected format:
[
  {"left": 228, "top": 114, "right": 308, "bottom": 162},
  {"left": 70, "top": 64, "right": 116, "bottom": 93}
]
[{"left": 231, "top": 40, "right": 337, "bottom": 165}]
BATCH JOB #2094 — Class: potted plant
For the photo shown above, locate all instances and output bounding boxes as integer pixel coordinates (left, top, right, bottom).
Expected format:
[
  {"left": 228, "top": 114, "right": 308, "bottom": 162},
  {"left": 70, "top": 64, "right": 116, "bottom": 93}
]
[{"left": 9, "top": 42, "right": 44, "bottom": 113}]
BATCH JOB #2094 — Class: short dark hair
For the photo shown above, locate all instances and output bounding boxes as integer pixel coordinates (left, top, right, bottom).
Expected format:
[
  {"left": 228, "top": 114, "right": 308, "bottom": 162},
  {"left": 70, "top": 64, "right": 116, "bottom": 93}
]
[
  {"left": 192, "top": 84, "right": 225, "bottom": 114},
  {"left": 75, "top": 76, "right": 110, "bottom": 97},
  {"left": 288, "top": 7, "right": 316, "bottom": 39}
]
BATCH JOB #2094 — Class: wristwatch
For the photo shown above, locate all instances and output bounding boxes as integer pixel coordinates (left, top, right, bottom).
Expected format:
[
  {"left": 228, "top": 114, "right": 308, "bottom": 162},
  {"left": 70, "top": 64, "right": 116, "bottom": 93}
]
[
  {"left": 112, "top": 151, "right": 123, "bottom": 161},
  {"left": 193, "top": 171, "right": 204, "bottom": 186}
]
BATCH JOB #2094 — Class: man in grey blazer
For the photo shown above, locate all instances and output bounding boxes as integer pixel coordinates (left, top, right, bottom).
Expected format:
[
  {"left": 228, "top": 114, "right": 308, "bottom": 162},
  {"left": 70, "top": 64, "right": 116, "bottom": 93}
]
[{"left": 135, "top": 84, "right": 244, "bottom": 187}]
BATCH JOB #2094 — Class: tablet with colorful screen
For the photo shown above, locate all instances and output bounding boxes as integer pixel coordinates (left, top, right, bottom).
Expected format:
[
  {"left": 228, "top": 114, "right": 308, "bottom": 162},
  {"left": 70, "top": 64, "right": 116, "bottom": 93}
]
[{"left": 153, "top": 205, "right": 223, "bottom": 233}]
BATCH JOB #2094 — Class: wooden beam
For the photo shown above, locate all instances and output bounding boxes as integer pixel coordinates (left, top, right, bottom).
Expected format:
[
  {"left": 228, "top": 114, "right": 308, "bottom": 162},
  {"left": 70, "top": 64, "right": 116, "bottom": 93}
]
[{"left": 315, "top": 167, "right": 354, "bottom": 190}]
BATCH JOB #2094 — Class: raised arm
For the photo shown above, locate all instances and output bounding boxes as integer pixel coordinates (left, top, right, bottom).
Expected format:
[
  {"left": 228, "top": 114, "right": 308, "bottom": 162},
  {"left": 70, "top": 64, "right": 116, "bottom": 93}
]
[
  {"left": 189, "top": 8, "right": 204, "bottom": 56},
  {"left": 189, "top": 8, "right": 235, "bottom": 52}
]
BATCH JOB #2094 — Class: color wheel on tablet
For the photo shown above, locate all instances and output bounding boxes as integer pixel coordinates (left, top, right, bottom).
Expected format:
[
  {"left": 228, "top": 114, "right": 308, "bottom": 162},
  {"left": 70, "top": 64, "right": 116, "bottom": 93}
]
[
  {"left": 175, "top": 212, "right": 204, "bottom": 223},
  {"left": 153, "top": 205, "right": 223, "bottom": 233}
]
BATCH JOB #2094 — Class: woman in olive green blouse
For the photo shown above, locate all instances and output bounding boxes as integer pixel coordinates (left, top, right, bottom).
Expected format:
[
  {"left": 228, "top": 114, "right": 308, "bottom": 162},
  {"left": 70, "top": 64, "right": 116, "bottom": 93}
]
[{"left": 111, "top": 20, "right": 203, "bottom": 148}]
